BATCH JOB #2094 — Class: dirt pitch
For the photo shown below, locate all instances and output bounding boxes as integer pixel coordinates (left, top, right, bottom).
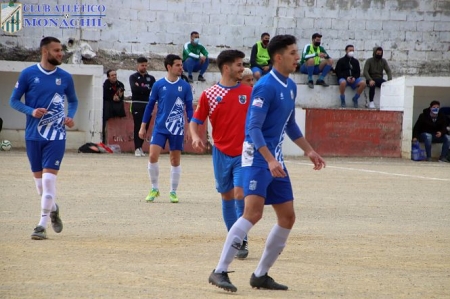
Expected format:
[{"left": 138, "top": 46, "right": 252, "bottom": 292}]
[{"left": 0, "top": 151, "right": 449, "bottom": 299}]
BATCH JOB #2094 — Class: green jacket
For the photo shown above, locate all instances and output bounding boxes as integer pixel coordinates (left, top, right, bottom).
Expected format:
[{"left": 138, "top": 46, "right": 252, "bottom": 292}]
[
  {"left": 182, "top": 42, "right": 208, "bottom": 61},
  {"left": 300, "top": 44, "right": 329, "bottom": 65},
  {"left": 363, "top": 48, "right": 392, "bottom": 80}
]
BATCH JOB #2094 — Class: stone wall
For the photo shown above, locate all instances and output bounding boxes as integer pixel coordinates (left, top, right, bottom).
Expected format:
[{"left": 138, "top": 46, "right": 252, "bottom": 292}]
[{"left": 1, "top": 0, "right": 449, "bottom": 76}]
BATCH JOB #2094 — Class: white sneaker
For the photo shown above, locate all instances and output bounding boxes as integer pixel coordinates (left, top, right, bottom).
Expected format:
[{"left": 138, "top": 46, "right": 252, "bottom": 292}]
[
  {"left": 135, "top": 148, "right": 142, "bottom": 157},
  {"left": 140, "top": 148, "right": 146, "bottom": 157},
  {"left": 368, "top": 102, "right": 376, "bottom": 109}
]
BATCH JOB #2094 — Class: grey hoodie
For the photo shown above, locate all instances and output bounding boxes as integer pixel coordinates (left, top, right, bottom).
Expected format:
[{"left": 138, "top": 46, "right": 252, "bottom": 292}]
[{"left": 363, "top": 47, "right": 392, "bottom": 81}]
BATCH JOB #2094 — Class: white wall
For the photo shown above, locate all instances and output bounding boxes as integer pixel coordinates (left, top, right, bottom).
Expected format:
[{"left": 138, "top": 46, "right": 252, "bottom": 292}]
[{"left": 2, "top": 0, "right": 450, "bottom": 76}]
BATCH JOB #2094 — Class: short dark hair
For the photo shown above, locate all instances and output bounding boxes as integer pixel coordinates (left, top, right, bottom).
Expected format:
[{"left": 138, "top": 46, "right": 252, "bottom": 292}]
[
  {"left": 430, "top": 100, "right": 440, "bottom": 107},
  {"left": 137, "top": 57, "right": 148, "bottom": 63},
  {"left": 216, "top": 50, "right": 245, "bottom": 73},
  {"left": 345, "top": 44, "right": 354, "bottom": 51},
  {"left": 164, "top": 54, "right": 182, "bottom": 70},
  {"left": 267, "top": 34, "right": 297, "bottom": 60},
  {"left": 106, "top": 69, "right": 115, "bottom": 77},
  {"left": 190, "top": 31, "right": 199, "bottom": 37},
  {"left": 312, "top": 33, "right": 322, "bottom": 40},
  {"left": 261, "top": 32, "right": 270, "bottom": 39},
  {"left": 40, "top": 36, "right": 61, "bottom": 49}
]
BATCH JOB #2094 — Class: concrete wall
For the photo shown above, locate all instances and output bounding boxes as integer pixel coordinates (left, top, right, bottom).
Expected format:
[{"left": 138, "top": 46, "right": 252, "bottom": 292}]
[{"left": 1, "top": 0, "right": 450, "bottom": 76}]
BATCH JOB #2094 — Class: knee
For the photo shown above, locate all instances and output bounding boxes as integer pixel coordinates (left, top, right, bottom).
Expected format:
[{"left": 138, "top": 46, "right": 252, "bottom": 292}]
[
  {"left": 327, "top": 58, "right": 334, "bottom": 65},
  {"left": 421, "top": 133, "right": 432, "bottom": 141},
  {"left": 243, "top": 209, "right": 263, "bottom": 225},
  {"left": 339, "top": 81, "right": 347, "bottom": 88},
  {"left": 278, "top": 212, "right": 296, "bottom": 229},
  {"left": 234, "top": 188, "right": 244, "bottom": 200},
  {"left": 305, "top": 58, "right": 315, "bottom": 66},
  {"left": 360, "top": 81, "right": 367, "bottom": 88}
]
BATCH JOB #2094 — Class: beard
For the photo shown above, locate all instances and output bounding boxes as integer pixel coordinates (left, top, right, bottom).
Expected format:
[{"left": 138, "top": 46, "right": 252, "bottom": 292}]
[{"left": 47, "top": 56, "right": 61, "bottom": 66}]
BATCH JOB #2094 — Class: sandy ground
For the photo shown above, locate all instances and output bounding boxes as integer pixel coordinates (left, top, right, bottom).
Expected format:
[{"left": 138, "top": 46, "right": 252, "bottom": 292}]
[{"left": 0, "top": 151, "right": 449, "bottom": 299}]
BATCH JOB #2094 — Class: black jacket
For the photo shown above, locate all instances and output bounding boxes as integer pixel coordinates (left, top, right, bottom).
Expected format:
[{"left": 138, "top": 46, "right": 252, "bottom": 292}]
[
  {"left": 335, "top": 55, "right": 361, "bottom": 80},
  {"left": 413, "top": 108, "right": 449, "bottom": 139},
  {"left": 103, "top": 79, "right": 126, "bottom": 120},
  {"left": 129, "top": 72, "right": 156, "bottom": 103}
]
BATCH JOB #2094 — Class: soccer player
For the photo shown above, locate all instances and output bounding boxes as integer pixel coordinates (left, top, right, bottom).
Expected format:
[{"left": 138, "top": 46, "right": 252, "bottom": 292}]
[
  {"left": 9, "top": 36, "right": 79, "bottom": 240},
  {"left": 130, "top": 57, "right": 156, "bottom": 157},
  {"left": 208, "top": 35, "right": 326, "bottom": 292},
  {"left": 139, "top": 54, "right": 194, "bottom": 203},
  {"left": 190, "top": 50, "right": 253, "bottom": 259}
]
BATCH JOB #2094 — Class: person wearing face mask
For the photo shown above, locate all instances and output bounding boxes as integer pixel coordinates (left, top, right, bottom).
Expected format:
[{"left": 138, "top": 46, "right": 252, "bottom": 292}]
[
  {"left": 334, "top": 45, "right": 366, "bottom": 108},
  {"left": 299, "top": 33, "right": 333, "bottom": 89},
  {"left": 250, "top": 32, "right": 272, "bottom": 80},
  {"left": 363, "top": 47, "right": 392, "bottom": 109},
  {"left": 412, "top": 100, "right": 450, "bottom": 162},
  {"left": 182, "top": 31, "right": 209, "bottom": 83}
]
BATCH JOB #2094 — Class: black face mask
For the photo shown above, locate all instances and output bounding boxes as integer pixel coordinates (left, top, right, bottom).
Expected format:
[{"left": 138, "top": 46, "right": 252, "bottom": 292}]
[
  {"left": 375, "top": 54, "right": 382, "bottom": 59},
  {"left": 314, "top": 41, "right": 321, "bottom": 47}
]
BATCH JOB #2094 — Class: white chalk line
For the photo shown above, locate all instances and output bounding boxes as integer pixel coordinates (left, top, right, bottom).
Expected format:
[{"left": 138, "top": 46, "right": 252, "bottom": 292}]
[{"left": 286, "top": 161, "right": 450, "bottom": 182}]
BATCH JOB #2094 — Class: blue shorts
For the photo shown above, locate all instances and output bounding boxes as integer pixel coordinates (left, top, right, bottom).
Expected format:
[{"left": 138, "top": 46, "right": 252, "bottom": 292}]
[
  {"left": 212, "top": 146, "right": 242, "bottom": 193},
  {"left": 243, "top": 166, "right": 294, "bottom": 205},
  {"left": 150, "top": 132, "right": 184, "bottom": 151},
  {"left": 251, "top": 66, "right": 271, "bottom": 75},
  {"left": 338, "top": 77, "right": 363, "bottom": 90},
  {"left": 26, "top": 140, "right": 66, "bottom": 172},
  {"left": 300, "top": 64, "right": 321, "bottom": 75}
]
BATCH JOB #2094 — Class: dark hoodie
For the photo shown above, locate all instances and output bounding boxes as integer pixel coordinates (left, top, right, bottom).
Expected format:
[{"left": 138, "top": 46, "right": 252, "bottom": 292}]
[
  {"left": 363, "top": 47, "right": 392, "bottom": 81},
  {"left": 413, "top": 107, "right": 449, "bottom": 139},
  {"left": 335, "top": 54, "right": 361, "bottom": 80}
]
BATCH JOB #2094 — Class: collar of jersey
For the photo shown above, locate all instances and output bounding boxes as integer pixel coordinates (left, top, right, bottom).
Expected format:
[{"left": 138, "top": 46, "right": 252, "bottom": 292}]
[
  {"left": 37, "top": 63, "right": 58, "bottom": 75},
  {"left": 217, "top": 82, "right": 240, "bottom": 89},
  {"left": 269, "top": 69, "right": 288, "bottom": 87}
]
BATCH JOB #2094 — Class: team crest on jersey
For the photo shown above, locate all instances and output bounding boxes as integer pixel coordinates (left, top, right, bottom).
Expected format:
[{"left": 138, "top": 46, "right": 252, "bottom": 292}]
[
  {"left": 163, "top": 86, "right": 167, "bottom": 91},
  {"left": 216, "top": 96, "right": 222, "bottom": 102},
  {"left": 34, "top": 77, "right": 40, "bottom": 83},
  {"left": 238, "top": 95, "right": 247, "bottom": 104},
  {"left": 280, "top": 92, "right": 284, "bottom": 100},
  {"left": 55, "top": 78, "right": 61, "bottom": 85},
  {"left": 252, "top": 97, "right": 264, "bottom": 108},
  {"left": 178, "top": 86, "right": 182, "bottom": 92},
  {"left": 290, "top": 89, "right": 294, "bottom": 100}
]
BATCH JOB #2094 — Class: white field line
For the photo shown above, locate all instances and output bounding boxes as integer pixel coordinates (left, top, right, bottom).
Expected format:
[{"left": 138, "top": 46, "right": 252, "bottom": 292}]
[{"left": 286, "top": 161, "right": 450, "bottom": 182}]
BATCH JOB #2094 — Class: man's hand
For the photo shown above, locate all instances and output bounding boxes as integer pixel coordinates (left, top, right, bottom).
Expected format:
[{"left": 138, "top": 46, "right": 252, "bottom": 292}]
[
  {"left": 191, "top": 137, "right": 205, "bottom": 153},
  {"left": 319, "top": 53, "right": 327, "bottom": 58},
  {"left": 268, "top": 160, "right": 287, "bottom": 178},
  {"left": 64, "top": 117, "right": 74, "bottom": 128},
  {"left": 200, "top": 56, "right": 206, "bottom": 64},
  {"left": 369, "top": 80, "right": 375, "bottom": 87},
  {"left": 113, "top": 95, "right": 120, "bottom": 102},
  {"left": 436, "top": 131, "right": 442, "bottom": 138},
  {"left": 138, "top": 127, "right": 146, "bottom": 140},
  {"left": 32, "top": 108, "right": 47, "bottom": 118},
  {"left": 412, "top": 138, "right": 417, "bottom": 142},
  {"left": 184, "top": 129, "right": 191, "bottom": 142},
  {"left": 262, "top": 66, "right": 270, "bottom": 72},
  {"left": 307, "top": 150, "right": 326, "bottom": 170}
]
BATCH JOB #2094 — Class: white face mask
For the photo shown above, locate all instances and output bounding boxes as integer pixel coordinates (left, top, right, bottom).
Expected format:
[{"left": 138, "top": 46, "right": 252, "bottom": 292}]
[
  {"left": 193, "top": 38, "right": 199, "bottom": 44},
  {"left": 347, "top": 51, "right": 354, "bottom": 58}
]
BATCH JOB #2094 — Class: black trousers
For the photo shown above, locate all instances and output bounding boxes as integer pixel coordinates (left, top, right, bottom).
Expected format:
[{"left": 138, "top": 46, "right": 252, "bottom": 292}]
[
  {"left": 366, "top": 78, "right": 386, "bottom": 102},
  {"left": 131, "top": 102, "right": 149, "bottom": 150}
]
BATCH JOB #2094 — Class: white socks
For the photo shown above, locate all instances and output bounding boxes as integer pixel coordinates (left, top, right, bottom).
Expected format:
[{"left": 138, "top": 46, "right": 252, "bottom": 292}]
[
  {"left": 170, "top": 165, "right": 181, "bottom": 192},
  {"left": 34, "top": 177, "right": 43, "bottom": 196},
  {"left": 254, "top": 224, "right": 291, "bottom": 277},
  {"left": 148, "top": 162, "right": 159, "bottom": 189},
  {"left": 38, "top": 173, "right": 57, "bottom": 228},
  {"left": 215, "top": 217, "right": 253, "bottom": 273}
]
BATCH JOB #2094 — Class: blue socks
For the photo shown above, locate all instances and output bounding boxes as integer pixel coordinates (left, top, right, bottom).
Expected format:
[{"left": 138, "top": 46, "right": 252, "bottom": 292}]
[
  {"left": 222, "top": 199, "right": 237, "bottom": 231},
  {"left": 321, "top": 64, "right": 332, "bottom": 77},
  {"left": 353, "top": 93, "right": 360, "bottom": 100},
  {"left": 235, "top": 199, "right": 244, "bottom": 218},
  {"left": 307, "top": 66, "right": 314, "bottom": 81}
]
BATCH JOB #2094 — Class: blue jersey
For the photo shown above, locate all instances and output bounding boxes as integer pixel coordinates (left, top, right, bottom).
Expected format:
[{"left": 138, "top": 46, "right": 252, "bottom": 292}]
[
  {"left": 242, "top": 69, "right": 303, "bottom": 169},
  {"left": 9, "top": 64, "right": 78, "bottom": 141},
  {"left": 142, "top": 77, "right": 193, "bottom": 135}
]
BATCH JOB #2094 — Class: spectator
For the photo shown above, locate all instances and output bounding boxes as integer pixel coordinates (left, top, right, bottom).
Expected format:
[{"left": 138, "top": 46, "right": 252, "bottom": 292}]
[
  {"left": 363, "top": 46, "right": 392, "bottom": 109},
  {"left": 335, "top": 45, "right": 367, "bottom": 108},
  {"left": 250, "top": 32, "right": 271, "bottom": 80},
  {"left": 240, "top": 67, "right": 254, "bottom": 87},
  {"left": 182, "top": 31, "right": 209, "bottom": 83},
  {"left": 102, "top": 69, "right": 125, "bottom": 143},
  {"left": 299, "top": 33, "right": 333, "bottom": 89},
  {"left": 129, "top": 57, "right": 156, "bottom": 157},
  {"left": 412, "top": 100, "right": 450, "bottom": 162}
]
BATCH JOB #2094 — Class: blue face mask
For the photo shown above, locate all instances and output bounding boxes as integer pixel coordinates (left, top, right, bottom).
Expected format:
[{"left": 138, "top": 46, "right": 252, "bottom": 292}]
[
  {"left": 193, "top": 38, "right": 199, "bottom": 44},
  {"left": 431, "top": 107, "right": 439, "bottom": 114}
]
